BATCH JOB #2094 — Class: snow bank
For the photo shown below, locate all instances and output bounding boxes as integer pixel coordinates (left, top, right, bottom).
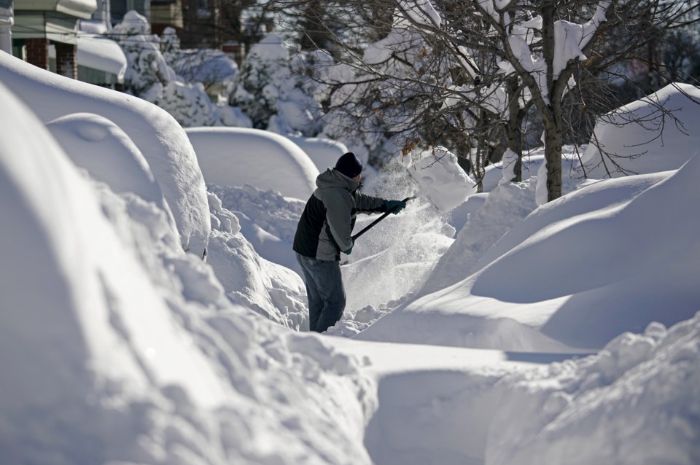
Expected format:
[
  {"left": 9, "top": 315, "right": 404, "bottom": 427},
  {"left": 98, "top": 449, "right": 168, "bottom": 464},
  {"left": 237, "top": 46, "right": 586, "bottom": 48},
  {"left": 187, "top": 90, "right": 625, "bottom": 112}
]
[
  {"left": 421, "top": 148, "right": 600, "bottom": 297},
  {"left": 419, "top": 178, "right": 540, "bottom": 297},
  {"left": 0, "top": 80, "right": 229, "bottom": 442},
  {"left": 488, "top": 312, "right": 700, "bottom": 465},
  {"left": 373, "top": 158, "right": 698, "bottom": 351},
  {"left": 403, "top": 146, "right": 476, "bottom": 212},
  {"left": 287, "top": 135, "right": 349, "bottom": 171},
  {"left": 46, "top": 112, "right": 177, "bottom": 234},
  {"left": 0, "top": 52, "right": 210, "bottom": 256},
  {"left": 207, "top": 191, "right": 308, "bottom": 329},
  {"left": 0, "top": 82, "right": 376, "bottom": 465},
  {"left": 208, "top": 184, "right": 305, "bottom": 273},
  {"left": 187, "top": 127, "right": 319, "bottom": 200},
  {"left": 581, "top": 83, "right": 700, "bottom": 177}
]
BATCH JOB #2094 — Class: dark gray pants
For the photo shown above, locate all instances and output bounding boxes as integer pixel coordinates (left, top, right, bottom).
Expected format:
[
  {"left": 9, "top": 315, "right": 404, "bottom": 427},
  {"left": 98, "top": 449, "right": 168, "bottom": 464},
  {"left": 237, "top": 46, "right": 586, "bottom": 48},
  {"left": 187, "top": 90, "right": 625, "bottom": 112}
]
[{"left": 296, "top": 253, "right": 346, "bottom": 332}]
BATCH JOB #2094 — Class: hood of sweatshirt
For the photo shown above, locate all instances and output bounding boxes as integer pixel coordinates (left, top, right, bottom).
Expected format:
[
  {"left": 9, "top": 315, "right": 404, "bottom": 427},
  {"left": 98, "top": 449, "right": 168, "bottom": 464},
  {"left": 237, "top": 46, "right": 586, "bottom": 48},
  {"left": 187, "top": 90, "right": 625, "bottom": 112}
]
[{"left": 315, "top": 168, "right": 360, "bottom": 193}]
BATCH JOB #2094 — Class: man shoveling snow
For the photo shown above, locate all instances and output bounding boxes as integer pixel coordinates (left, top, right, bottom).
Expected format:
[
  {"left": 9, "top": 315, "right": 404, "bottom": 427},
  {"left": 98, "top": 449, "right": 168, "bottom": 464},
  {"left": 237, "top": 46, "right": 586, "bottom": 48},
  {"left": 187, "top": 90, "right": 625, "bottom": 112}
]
[{"left": 293, "top": 152, "right": 407, "bottom": 332}]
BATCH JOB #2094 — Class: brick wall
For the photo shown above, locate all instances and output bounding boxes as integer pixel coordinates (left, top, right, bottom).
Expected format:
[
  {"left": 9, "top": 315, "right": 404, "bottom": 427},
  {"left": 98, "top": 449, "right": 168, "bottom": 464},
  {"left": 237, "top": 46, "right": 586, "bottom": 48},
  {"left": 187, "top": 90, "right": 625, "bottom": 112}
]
[
  {"left": 25, "top": 38, "right": 49, "bottom": 70},
  {"left": 55, "top": 43, "right": 76, "bottom": 79}
]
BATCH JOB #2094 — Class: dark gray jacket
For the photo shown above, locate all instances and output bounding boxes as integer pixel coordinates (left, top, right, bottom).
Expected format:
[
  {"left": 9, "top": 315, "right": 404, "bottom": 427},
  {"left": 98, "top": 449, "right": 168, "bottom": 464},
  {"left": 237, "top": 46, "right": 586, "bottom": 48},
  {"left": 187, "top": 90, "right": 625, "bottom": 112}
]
[{"left": 293, "top": 169, "right": 386, "bottom": 261}]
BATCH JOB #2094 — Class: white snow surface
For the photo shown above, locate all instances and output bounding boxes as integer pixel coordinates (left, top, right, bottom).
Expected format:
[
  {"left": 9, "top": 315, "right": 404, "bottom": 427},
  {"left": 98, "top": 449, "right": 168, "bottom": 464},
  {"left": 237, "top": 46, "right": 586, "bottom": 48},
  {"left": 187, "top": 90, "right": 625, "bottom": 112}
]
[
  {"left": 581, "top": 83, "right": 700, "bottom": 177},
  {"left": 0, "top": 52, "right": 210, "bottom": 256},
  {"left": 2, "top": 44, "right": 699, "bottom": 465},
  {"left": 208, "top": 184, "right": 306, "bottom": 274},
  {"left": 487, "top": 312, "right": 700, "bottom": 465},
  {"left": 366, "top": 157, "right": 700, "bottom": 351},
  {"left": 187, "top": 127, "right": 319, "bottom": 200},
  {"left": 0, "top": 81, "right": 376, "bottom": 465},
  {"left": 403, "top": 146, "right": 476, "bottom": 212},
  {"left": 76, "top": 34, "right": 127, "bottom": 79},
  {"left": 287, "top": 135, "right": 349, "bottom": 172},
  {"left": 207, "top": 191, "right": 308, "bottom": 329},
  {"left": 45, "top": 112, "right": 177, "bottom": 235}
]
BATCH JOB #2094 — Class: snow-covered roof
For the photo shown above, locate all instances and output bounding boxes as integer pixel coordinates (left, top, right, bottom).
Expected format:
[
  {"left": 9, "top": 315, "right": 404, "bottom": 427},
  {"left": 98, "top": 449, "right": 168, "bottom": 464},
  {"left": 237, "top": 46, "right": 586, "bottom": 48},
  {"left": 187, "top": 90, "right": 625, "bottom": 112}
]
[{"left": 76, "top": 34, "right": 127, "bottom": 80}]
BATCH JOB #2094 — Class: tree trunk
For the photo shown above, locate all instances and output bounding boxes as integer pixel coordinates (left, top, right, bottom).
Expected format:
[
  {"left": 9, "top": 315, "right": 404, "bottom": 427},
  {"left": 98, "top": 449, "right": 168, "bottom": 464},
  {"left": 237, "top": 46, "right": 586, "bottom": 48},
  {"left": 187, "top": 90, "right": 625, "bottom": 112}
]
[
  {"left": 543, "top": 115, "right": 563, "bottom": 201},
  {"left": 506, "top": 77, "right": 523, "bottom": 182}
]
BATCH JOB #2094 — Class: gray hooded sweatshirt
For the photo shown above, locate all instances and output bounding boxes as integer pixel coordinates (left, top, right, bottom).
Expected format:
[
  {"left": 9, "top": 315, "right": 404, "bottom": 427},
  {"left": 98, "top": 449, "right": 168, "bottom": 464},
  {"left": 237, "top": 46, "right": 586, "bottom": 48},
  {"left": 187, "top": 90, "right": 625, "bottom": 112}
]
[{"left": 293, "top": 169, "right": 386, "bottom": 261}]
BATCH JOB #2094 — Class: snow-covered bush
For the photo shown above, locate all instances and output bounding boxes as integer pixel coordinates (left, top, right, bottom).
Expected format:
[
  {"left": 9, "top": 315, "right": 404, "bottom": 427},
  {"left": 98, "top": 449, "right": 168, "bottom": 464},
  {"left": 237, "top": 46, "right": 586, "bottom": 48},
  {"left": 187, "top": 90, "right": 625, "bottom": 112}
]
[
  {"left": 111, "top": 11, "right": 251, "bottom": 128},
  {"left": 230, "top": 33, "right": 323, "bottom": 135},
  {"left": 162, "top": 27, "right": 238, "bottom": 102}
]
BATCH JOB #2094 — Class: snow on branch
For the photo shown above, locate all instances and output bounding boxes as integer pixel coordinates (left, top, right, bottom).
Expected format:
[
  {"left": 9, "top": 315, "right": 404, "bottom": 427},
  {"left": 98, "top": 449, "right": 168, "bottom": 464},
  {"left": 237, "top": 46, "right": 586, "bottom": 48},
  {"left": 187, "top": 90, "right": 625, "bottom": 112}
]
[
  {"left": 395, "top": 0, "right": 443, "bottom": 28},
  {"left": 553, "top": 0, "right": 611, "bottom": 78}
]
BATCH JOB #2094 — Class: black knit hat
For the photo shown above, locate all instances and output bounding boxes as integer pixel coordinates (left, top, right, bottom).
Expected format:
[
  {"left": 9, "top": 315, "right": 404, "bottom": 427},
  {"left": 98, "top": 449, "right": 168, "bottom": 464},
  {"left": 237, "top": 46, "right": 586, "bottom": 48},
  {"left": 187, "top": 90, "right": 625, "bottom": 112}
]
[{"left": 334, "top": 152, "right": 363, "bottom": 178}]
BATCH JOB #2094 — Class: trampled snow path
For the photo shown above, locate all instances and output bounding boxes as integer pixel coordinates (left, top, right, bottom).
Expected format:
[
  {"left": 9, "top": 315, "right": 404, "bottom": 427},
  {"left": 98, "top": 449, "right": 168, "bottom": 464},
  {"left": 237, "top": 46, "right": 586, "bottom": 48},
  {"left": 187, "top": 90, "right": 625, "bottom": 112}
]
[{"left": 328, "top": 338, "right": 581, "bottom": 465}]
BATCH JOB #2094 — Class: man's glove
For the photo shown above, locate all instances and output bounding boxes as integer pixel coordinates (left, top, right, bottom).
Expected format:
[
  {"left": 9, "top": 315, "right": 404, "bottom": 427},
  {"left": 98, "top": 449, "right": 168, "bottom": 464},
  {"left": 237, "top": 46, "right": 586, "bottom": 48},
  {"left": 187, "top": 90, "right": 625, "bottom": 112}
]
[{"left": 383, "top": 199, "right": 407, "bottom": 214}]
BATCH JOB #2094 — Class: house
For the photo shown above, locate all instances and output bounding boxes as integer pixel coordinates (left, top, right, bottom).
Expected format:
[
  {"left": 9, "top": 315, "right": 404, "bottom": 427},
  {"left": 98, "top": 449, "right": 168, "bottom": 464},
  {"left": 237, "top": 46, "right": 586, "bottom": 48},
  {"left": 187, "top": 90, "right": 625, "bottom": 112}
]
[
  {"left": 0, "top": 0, "right": 12, "bottom": 53},
  {"left": 11, "top": 0, "right": 97, "bottom": 77},
  {"left": 8, "top": 0, "right": 126, "bottom": 88},
  {"left": 150, "top": 0, "right": 183, "bottom": 35},
  {"left": 109, "top": 0, "right": 148, "bottom": 24}
]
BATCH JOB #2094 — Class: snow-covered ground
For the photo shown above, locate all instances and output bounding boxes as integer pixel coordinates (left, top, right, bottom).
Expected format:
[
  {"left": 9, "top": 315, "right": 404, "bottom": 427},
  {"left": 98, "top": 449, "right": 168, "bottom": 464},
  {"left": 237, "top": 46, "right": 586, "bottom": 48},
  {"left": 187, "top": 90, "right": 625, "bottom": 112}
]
[{"left": 1, "top": 45, "right": 698, "bottom": 465}]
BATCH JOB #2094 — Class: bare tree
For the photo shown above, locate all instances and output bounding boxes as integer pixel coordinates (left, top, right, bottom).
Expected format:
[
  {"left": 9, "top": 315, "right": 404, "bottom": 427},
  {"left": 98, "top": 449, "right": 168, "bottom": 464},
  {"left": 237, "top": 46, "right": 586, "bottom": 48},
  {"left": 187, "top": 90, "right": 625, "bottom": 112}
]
[{"left": 274, "top": 0, "right": 698, "bottom": 199}]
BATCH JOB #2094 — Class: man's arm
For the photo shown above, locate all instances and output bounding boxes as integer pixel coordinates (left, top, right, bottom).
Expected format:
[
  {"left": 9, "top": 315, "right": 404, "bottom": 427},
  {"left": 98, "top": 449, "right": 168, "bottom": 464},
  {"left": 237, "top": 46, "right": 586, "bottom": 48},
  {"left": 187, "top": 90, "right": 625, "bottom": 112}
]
[{"left": 354, "top": 192, "right": 386, "bottom": 213}]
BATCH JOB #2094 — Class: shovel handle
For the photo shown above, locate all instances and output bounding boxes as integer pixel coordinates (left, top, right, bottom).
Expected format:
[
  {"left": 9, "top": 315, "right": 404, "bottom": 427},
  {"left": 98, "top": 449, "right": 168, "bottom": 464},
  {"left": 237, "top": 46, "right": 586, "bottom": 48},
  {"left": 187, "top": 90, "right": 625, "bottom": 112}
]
[{"left": 351, "top": 196, "right": 414, "bottom": 241}]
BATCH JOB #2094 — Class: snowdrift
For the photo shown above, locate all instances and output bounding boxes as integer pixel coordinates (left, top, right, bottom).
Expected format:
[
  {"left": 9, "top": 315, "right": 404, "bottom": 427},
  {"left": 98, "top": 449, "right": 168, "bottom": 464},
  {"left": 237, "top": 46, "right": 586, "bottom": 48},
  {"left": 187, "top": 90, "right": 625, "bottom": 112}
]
[
  {"left": 0, "top": 52, "right": 210, "bottom": 255},
  {"left": 487, "top": 312, "right": 700, "bottom": 465},
  {"left": 364, "top": 160, "right": 699, "bottom": 350},
  {"left": 207, "top": 191, "right": 308, "bottom": 329},
  {"left": 581, "top": 83, "right": 700, "bottom": 177},
  {"left": 187, "top": 127, "right": 319, "bottom": 200},
  {"left": 208, "top": 184, "right": 306, "bottom": 274},
  {"left": 0, "top": 81, "right": 376, "bottom": 465}
]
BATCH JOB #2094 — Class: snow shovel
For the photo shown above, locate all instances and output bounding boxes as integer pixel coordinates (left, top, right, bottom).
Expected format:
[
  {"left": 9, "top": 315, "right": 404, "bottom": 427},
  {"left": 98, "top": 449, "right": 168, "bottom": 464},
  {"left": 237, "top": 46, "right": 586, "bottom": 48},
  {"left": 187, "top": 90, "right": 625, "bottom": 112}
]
[{"left": 351, "top": 196, "right": 415, "bottom": 241}]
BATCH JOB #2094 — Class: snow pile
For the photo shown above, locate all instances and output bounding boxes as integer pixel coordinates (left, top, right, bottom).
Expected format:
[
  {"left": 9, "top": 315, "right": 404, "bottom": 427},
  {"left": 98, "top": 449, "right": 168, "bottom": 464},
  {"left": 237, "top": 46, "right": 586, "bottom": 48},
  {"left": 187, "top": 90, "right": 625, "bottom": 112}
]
[
  {"left": 422, "top": 148, "right": 597, "bottom": 296},
  {"left": 369, "top": 154, "right": 699, "bottom": 351},
  {"left": 0, "top": 52, "right": 210, "bottom": 256},
  {"left": 488, "top": 312, "right": 700, "bottom": 465},
  {"left": 187, "top": 127, "right": 319, "bottom": 200},
  {"left": 0, "top": 81, "right": 376, "bottom": 465},
  {"left": 208, "top": 184, "right": 305, "bottom": 273},
  {"left": 419, "top": 178, "right": 539, "bottom": 297},
  {"left": 207, "top": 192, "right": 308, "bottom": 329},
  {"left": 402, "top": 146, "right": 476, "bottom": 212},
  {"left": 580, "top": 83, "right": 700, "bottom": 177}
]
